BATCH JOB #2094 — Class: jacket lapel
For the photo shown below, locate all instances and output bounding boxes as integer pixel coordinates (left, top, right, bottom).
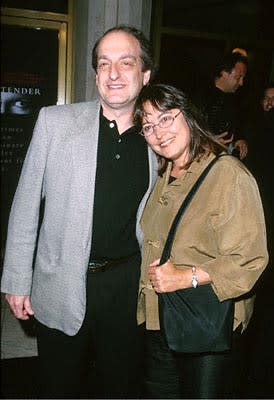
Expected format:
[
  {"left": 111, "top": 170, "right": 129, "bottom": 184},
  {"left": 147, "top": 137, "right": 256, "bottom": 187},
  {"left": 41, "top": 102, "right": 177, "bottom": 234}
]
[{"left": 71, "top": 101, "right": 100, "bottom": 246}]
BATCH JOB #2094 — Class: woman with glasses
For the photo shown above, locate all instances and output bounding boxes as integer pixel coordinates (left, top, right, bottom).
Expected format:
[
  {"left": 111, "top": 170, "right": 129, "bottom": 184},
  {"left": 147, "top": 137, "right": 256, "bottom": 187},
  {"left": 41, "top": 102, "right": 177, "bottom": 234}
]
[{"left": 133, "top": 84, "right": 268, "bottom": 399}]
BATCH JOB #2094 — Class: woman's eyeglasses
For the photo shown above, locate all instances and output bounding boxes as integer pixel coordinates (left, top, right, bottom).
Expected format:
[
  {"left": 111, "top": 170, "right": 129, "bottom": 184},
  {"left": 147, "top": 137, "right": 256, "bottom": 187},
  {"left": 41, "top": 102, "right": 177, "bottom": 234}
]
[{"left": 140, "top": 111, "right": 181, "bottom": 137}]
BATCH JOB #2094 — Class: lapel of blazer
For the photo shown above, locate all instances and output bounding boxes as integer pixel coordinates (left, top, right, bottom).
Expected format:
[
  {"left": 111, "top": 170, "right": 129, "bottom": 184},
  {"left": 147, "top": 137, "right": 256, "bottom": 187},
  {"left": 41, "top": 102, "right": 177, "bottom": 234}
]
[{"left": 70, "top": 100, "right": 100, "bottom": 248}]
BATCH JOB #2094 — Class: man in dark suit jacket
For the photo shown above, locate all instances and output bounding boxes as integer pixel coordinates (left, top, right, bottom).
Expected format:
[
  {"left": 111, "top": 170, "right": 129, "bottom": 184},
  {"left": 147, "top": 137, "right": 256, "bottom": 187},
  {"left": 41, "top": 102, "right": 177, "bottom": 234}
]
[
  {"left": 196, "top": 52, "right": 249, "bottom": 160},
  {"left": 1, "top": 25, "right": 158, "bottom": 399}
]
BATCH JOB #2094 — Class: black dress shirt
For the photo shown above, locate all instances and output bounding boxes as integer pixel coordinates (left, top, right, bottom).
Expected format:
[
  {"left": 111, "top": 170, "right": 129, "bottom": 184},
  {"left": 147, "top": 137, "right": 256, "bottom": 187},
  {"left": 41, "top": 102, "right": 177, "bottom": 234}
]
[
  {"left": 197, "top": 85, "right": 246, "bottom": 142},
  {"left": 202, "top": 86, "right": 238, "bottom": 135},
  {"left": 90, "top": 110, "right": 149, "bottom": 260}
]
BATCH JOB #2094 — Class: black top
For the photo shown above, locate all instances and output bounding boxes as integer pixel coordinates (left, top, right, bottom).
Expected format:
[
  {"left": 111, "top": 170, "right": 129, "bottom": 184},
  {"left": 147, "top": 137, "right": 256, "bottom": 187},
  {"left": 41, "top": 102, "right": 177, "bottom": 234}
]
[
  {"left": 246, "top": 108, "right": 274, "bottom": 197},
  {"left": 90, "top": 110, "right": 149, "bottom": 260},
  {"left": 198, "top": 85, "right": 245, "bottom": 141}
]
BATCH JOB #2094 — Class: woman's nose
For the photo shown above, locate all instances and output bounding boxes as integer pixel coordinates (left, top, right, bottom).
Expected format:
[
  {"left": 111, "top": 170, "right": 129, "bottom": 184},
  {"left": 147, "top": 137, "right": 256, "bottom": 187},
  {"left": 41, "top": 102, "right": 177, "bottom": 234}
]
[{"left": 154, "top": 126, "right": 164, "bottom": 140}]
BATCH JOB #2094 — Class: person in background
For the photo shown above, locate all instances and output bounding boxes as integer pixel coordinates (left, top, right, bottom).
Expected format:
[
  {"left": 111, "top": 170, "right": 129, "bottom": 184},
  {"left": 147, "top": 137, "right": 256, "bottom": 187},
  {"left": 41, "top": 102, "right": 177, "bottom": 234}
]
[
  {"left": 245, "top": 82, "right": 274, "bottom": 249},
  {"left": 195, "top": 52, "right": 249, "bottom": 160},
  {"left": 244, "top": 82, "right": 274, "bottom": 398},
  {"left": 261, "top": 83, "right": 274, "bottom": 111},
  {"left": 134, "top": 83, "right": 268, "bottom": 399},
  {"left": 246, "top": 81, "right": 274, "bottom": 222},
  {"left": 1, "top": 25, "right": 158, "bottom": 399}
]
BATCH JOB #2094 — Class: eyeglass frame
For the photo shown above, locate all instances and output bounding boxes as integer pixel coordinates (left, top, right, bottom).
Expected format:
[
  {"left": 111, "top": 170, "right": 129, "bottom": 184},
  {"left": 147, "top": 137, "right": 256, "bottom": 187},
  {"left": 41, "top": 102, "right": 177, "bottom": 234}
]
[{"left": 139, "top": 110, "right": 181, "bottom": 137}]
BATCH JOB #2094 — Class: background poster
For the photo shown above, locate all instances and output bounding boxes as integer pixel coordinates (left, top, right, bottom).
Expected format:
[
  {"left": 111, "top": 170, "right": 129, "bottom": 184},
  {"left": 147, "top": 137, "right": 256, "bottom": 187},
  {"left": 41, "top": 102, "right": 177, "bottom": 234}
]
[{"left": 1, "top": 24, "right": 59, "bottom": 258}]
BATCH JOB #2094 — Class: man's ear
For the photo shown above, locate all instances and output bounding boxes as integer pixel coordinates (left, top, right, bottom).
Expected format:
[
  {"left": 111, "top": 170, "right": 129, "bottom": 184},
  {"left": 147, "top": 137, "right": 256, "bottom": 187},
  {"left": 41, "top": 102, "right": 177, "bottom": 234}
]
[{"left": 143, "top": 70, "right": 151, "bottom": 86}]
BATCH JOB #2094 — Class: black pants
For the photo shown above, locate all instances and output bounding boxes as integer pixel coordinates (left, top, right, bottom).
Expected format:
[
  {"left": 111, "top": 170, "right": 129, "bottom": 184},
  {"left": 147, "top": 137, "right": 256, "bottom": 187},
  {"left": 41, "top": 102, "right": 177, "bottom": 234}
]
[
  {"left": 143, "top": 327, "right": 245, "bottom": 399},
  {"left": 36, "top": 254, "right": 144, "bottom": 399}
]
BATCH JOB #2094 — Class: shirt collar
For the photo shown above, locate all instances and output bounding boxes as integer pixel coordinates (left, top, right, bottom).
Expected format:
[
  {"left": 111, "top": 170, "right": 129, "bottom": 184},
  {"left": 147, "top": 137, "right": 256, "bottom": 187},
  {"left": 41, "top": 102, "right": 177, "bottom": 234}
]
[{"left": 100, "top": 107, "right": 138, "bottom": 136}]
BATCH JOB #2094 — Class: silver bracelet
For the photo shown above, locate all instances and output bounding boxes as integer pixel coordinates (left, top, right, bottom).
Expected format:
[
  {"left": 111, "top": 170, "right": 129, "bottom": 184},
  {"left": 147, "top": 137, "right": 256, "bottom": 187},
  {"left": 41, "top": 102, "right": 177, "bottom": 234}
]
[{"left": 191, "top": 266, "right": 198, "bottom": 288}]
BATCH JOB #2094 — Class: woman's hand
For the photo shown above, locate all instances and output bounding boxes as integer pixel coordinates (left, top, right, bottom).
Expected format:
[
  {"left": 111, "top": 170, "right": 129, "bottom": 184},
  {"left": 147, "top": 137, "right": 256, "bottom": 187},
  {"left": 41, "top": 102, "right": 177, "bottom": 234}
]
[
  {"left": 148, "top": 259, "right": 186, "bottom": 293},
  {"left": 148, "top": 259, "right": 212, "bottom": 293}
]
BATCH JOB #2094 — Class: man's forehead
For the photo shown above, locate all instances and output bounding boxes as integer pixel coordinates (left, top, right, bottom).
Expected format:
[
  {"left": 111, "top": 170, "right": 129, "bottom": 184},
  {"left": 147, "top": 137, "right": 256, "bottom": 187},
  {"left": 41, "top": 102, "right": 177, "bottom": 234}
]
[
  {"left": 231, "top": 62, "right": 247, "bottom": 76},
  {"left": 98, "top": 31, "right": 139, "bottom": 50},
  {"left": 97, "top": 33, "right": 141, "bottom": 62},
  {"left": 265, "top": 88, "right": 274, "bottom": 97}
]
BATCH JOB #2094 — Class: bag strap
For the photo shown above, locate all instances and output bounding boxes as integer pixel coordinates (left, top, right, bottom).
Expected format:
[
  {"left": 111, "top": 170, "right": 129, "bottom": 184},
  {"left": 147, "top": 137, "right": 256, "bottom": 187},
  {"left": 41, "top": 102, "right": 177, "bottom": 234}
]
[{"left": 160, "top": 154, "right": 227, "bottom": 265}]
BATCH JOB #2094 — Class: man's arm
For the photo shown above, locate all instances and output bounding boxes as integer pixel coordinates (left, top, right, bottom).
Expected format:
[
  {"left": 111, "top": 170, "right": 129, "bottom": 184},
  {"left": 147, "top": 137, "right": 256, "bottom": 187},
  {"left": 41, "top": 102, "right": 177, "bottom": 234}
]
[{"left": 1, "top": 107, "right": 48, "bottom": 296}]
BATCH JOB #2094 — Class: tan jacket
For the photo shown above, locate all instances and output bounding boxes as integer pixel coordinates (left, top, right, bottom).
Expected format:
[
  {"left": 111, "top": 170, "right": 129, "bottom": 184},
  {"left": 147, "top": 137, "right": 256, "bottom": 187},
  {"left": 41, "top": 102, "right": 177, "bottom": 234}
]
[{"left": 137, "top": 153, "right": 268, "bottom": 332}]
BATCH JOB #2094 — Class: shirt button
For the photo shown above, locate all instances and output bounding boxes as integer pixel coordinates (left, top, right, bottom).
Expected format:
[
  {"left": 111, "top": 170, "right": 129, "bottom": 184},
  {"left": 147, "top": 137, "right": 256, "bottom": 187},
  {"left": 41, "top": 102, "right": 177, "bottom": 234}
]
[
  {"left": 109, "top": 122, "right": 115, "bottom": 128},
  {"left": 115, "top": 154, "right": 120, "bottom": 160},
  {"left": 118, "top": 138, "right": 122, "bottom": 143},
  {"left": 159, "top": 196, "right": 168, "bottom": 205}
]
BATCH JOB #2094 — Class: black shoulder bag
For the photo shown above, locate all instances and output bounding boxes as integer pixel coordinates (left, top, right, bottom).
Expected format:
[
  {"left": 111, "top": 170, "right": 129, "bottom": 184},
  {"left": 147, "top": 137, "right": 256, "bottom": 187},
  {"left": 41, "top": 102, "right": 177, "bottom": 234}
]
[{"left": 158, "top": 155, "right": 234, "bottom": 353}]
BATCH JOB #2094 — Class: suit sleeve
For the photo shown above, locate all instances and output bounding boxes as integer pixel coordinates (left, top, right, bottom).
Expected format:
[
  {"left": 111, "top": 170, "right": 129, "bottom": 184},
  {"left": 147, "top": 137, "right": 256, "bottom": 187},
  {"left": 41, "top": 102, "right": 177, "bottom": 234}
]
[{"left": 1, "top": 107, "right": 49, "bottom": 295}]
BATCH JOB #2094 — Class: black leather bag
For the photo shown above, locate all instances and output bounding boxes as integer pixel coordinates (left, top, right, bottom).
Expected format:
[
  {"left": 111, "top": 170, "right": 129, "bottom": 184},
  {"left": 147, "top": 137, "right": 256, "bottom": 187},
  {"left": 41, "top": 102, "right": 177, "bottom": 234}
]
[{"left": 158, "top": 155, "right": 234, "bottom": 353}]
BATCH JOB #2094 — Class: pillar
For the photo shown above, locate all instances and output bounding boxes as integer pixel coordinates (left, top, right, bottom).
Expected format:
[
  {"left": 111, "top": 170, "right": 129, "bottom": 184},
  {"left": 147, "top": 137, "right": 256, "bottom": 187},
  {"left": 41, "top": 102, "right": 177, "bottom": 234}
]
[{"left": 72, "top": 0, "right": 152, "bottom": 102}]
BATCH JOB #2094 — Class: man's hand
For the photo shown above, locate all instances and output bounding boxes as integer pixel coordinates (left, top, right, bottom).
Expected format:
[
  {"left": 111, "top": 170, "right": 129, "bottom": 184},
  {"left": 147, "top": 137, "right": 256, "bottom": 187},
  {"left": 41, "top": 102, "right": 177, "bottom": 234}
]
[
  {"left": 216, "top": 131, "right": 234, "bottom": 145},
  {"left": 234, "top": 139, "right": 248, "bottom": 160},
  {"left": 5, "top": 294, "right": 34, "bottom": 320}
]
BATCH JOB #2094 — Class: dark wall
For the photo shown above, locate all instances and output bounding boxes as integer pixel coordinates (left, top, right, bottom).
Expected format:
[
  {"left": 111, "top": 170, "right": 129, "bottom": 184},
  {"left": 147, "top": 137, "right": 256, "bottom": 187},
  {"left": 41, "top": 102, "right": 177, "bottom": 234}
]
[{"left": 151, "top": 0, "right": 274, "bottom": 100}]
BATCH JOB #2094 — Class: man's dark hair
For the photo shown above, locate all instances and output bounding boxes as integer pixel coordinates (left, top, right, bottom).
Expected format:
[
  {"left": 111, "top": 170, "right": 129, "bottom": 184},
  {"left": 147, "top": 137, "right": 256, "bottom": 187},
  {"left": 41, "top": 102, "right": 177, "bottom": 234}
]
[
  {"left": 92, "top": 25, "right": 155, "bottom": 81},
  {"left": 213, "top": 52, "right": 248, "bottom": 79}
]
